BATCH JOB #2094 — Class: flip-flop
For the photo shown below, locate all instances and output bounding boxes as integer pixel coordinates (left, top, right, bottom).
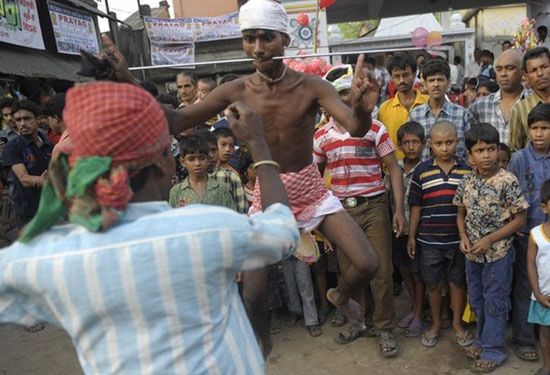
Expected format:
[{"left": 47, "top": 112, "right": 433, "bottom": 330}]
[
  {"left": 379, "top": 331, "right": 398, "bottom": 357},
  {"left": 465, "top": 345, "right": 483, "bottom": 359},
  {"left": 455, "top": 330, "right": 474, "bottom": 347},
  {"left": 26, "top": 324, "right": 44, "bottom": 333},
  {"left": 334, "top": 322, "right": 366, "bottom": 345},
  {"left": 514, "top": 345, "right": 538, "bottom": 361},
  {"left": 421, "top": 330, "right": 439, "bottom": 348},
  {"left": 404, "top": 319, "right": 425, "bottom": 338},
  {"left": 471, "top": 359, "right": 499, "bottom": 373},
  {"left": 397, "top": 310, "right": 415, "bottom": 329},
  {"left": 307, "top": 324, "right": 322, "bottom": 337},
  {"left": 330, "top": 310, "right": 348, "bottom": 327},
  {"left": 326, "top": 288, "right": 364, "bottom": 324}
]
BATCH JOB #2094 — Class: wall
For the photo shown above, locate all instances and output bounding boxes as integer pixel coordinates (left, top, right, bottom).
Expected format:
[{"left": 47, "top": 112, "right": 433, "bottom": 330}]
[{"left": 173, "top": 0, "right": 238, "bottom": 17}]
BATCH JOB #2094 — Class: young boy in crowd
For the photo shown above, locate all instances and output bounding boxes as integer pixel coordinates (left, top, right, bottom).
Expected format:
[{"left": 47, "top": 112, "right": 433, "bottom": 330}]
[
  {"left": 169, "top": 135, "right": 236, "bottom": 210},
  {"left": 238, "top": 151, "right": 256, "bottom": 207},
  {"left": 498, "top": 143, "right": 511, "bottom": 169},
  {"left": 508, "top": 103, "right": 550, "bottom": 362},
  {"left": 527, "top": 181, "right": 550, "bottom": 375},
  {"left": 213, "top": 127, "right": 239, "bottom": 174},
  {"left": 408, "top": 121, "right": 472, "bottom": 348},
  {"left": 197, "top": 78, "right": 217, "bottom": 102},
  {"left": 454, "top": 123, "right": 528, "bottom": 373},
  {"left": 195, "top": 130, "right": 248, "bottom": 214},
  {"left": 390, "top": 121, "right": 426, "bottom": 338}
]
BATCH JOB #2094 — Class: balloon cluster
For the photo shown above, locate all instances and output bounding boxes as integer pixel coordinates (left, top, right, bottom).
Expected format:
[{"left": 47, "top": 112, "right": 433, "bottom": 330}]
[
  {"left": 513, "top": 17, "right": 540, "bottom": 52},
  {"left": 283, "top": 53, "right": 332, "bottom": 77},
  {"left": 411, "top": 27, "right": 442, "bottom": 48}
]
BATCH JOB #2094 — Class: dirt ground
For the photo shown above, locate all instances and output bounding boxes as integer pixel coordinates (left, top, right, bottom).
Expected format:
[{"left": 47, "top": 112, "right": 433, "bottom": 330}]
[{"left": 0, "top": 292, "right": 542, "bottom": 375}]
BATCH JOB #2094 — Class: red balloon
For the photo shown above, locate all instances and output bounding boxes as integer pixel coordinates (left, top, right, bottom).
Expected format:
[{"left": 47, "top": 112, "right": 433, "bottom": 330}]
[
  {"left": 320, "top": 0, "right": 336, "bottom": 8},
  {"left": 297, "top": 13, "right": 309, "bottom": 27},
  {"left": 298, "top": 50, "right": 308, "bottom": 60}
]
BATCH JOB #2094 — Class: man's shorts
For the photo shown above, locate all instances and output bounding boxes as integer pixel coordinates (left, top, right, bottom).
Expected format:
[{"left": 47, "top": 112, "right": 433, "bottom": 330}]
[
  {"left": 392, "top": 234, "right": 419, "bottom": 274},
  {"left": 417, "top": 244, "right": 465, "bottom": 286}
]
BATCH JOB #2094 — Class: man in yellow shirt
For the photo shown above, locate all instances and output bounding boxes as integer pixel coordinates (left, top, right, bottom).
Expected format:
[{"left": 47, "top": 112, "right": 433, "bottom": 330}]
[{"left": 378, "top": 54, "right": 429, "bottom": 160}]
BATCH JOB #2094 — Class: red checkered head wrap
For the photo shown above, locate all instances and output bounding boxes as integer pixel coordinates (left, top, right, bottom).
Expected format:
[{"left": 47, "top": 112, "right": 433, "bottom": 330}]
[{"left": 63, "top": 82, "right": 171, "bottom": 169}]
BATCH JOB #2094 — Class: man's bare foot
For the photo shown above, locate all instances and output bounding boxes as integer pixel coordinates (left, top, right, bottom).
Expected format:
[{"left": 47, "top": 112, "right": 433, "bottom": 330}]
[{"left": 326, "top": 288, "right": 364, "bottom": 324}]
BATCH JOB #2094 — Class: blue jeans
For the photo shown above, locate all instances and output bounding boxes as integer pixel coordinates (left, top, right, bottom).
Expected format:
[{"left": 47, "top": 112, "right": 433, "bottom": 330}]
[
  {"left": 512, "top": 235, "right": 535, "bottom": 347},
  {"left": 466, "top": 250, "right": 515, "bottom": 365}
]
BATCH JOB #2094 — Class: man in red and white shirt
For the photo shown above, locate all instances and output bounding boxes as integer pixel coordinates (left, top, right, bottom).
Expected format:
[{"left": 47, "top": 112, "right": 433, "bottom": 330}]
[{"left": 314, "top": 65, "right": 406, "bottom": 357}]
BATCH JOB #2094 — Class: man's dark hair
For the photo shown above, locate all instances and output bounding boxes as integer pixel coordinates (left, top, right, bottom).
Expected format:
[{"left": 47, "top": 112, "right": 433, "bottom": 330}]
[
  {"left": 195, "top": 129, "right": 217, "bottom": 146},
  {"left": 528, "top": 102, "right": 550, "bottom": 128},
  {"left": 541, "top": 180, "right": 550, "bottom": 204},
  {"left": 397, "top": 121, "right": 425, "bottom": 143},
  {"left": 422, "top": 59, "right": 450, "bottom": 80},
  {"left": 477, "top": 81, "right": 499, "bottom": 94},
  {"left": 198, "top": 78, "right": 217, "bottom": 92},
  {"left": 213, "top": 127, "right": 236, "bottom": 142},
  {"left": 498, "top": 142, "right": 510, "bottom": 155},
  {"left": 219, "top": 74, "right": 239, "bottom": 85},
  {"left": 386, "top": 53, "right": 416, "bottom": 75},
  {"left": 177, "top": 71, "right": 198, "bottom": 86},
  {"left": 465, "top": 123, "right": 499, "bottom": 151},
  {"left": 538, "top": 25, "right": 548, "bottom": 33},
  {"left": 180, "top": 134, "right": 210, "bottom": 157},
  {"left": 43, "top": 94, "right": 66, "bottom": 119},
  {"left": 365, "top": 57, "right": 376, "bottom": 67},
  {"left": 453, "top": 56, "right": 462, "bottom": 65},
  {"left": 0, "top": 97, "right": 14, "bottom": 110},
  {"left": 522, "top": 47, "right": 550, "bottom": 72},
  {"left": 12, "top": 100, "right": 41, "bottom": 118},
  {"left": 238, "top": 151, "right": 254, "bottom": 182},
  {"left": 481, "top": 49, "right": 492, "bottom": 58},
  {"left": 156, "top": 93, "right": 179, "bottom": 109},
  {"left": 502, "top": 40, "right": 512, "bottom": 47},
  {"left": 141, "top": 81, "right": 159, "bottom": 97}
]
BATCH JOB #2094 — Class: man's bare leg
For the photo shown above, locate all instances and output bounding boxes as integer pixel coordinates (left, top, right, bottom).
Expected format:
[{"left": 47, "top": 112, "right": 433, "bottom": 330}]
[
  {"left": 242, "top": 267, "right": 272, "bottom": 359},
  {"left": 318, "top": 210, "right": 380, "bottom": 323}
]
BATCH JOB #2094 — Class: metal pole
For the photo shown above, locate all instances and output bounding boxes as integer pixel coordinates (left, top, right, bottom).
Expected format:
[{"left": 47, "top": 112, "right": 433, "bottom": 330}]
[{"left": 128, "top": 46, "right": 427, "bottom": 71}]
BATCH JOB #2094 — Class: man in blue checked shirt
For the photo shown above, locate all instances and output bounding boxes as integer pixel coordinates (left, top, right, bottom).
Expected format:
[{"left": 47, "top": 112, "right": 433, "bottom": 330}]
[{"left": 0, "top": 82, "right": 299, "bottom": 375}]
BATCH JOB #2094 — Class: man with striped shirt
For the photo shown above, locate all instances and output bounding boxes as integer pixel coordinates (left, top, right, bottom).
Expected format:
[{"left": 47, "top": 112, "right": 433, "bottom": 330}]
[
  {"left": 0, "top": 83, "right": 299, "bottom": 375},
  {"left": 313, "top": 65, "right": 405, "bottom": 356},
  {"left": 407, "top": 121, "right": 473, "bottom": 348}
]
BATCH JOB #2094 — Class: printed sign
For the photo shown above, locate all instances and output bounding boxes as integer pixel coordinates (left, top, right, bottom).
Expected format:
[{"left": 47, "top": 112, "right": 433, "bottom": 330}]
[
  {"left": 193, "top": 12, "right": 240, "bottom": 42},
  {"left": 144, "top": 16, "right": 194, "bottom": 43},
  {"left": 48, "top": 1, "right": 99, "bottom": 55},
  {"left": 0, "top": 0, "right": 44, "bottom": 49},
  {"left": 151, "top": 42, "right": 194, "bottom": 67}
]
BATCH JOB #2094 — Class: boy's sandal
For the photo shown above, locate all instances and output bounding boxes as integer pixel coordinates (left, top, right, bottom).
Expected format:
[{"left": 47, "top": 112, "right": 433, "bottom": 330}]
[
  {"left": 465, "top": 345, "right": 483, "bottom": 360},
  {"left": 379, "top": 331, "right": 398, "bottom": 357},
  {"left": 404, "top": 319, "right": 425, "bottom": 338},
  {"left": 455, "top": 330, "right": 474, "bottom": 347},
  {"left": 397, "top": 310, "right": 415, "bottom": 329},
  {"left": 514, "top": 345, "right": 538, "bottom": 361},
  {"left": 471, "top": 359, "right": 498, "bottom": 373},
  {"left": 420, "top": 330, "right": 439, "bottom": 348},
  {"left": 334, "top": 322, "right": 366, "bottom": 345},
  {"left": 330, "top": 310, "right": 348, "bottom": 327},
  {"left": 536, "top": 368, "right": 550, "bottom": 375},
  {"left": 307, "top": 324, "right": 322, "bottom": 337},
  {"left": 285, "top": 312, "right": 301, "bottom": 328},
  {"left": 26, "top": 324, "right": 44, "bottom": 333}
]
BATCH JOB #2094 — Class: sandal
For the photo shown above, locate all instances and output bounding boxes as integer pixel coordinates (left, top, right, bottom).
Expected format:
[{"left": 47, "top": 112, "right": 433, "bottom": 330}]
[
  {"left": 285, "top": 312, "right": 301, "bottom": 328},
  {"left": 326, "top": 288, "right": 364, "bottom": 324},
  {"left": 465, "top": 345, "right": 483, "bottom": 360},
  {"left": 307, "top": 324, "right": 322, "bottom": 337},
  {"left": 471, "top": 359, "right": 498, "bottom": 373},
  {"left": 26, "top": 324, "right": 44, "bottom": 333},
  {"left": 334, "top": 322, "right": 366, "bottom": 344},
  {"left": 514, "top": 345, "right": 538, "bottom": 361},
  {"left": 421, "top": 330, "right": 439, "bottom": 348},
  {"left": 270, "top": 319, "right": 281, "bottom": 335},
  {"left": 378, "top": 331, "right": 398, "bottom": 357},
  {"left": 330, "top": 310, "right": 348, "bottom": 327},
  {"left": 455, "top": 330, "right": 474, "bottom": 347},
  {"left": 404, "top": 319, "right": 425, "bottom": 338},
  {"left": 397, "top": 310, "right": 415, "bottom": 329},
  {"left": 536, "top": 368, "right": 550, "bottom": 375}
]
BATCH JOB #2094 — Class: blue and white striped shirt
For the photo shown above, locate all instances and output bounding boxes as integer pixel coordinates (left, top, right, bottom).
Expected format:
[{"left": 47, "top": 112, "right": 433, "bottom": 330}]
[{"left": 0, "top": 202, "right": 299, "bottom": 375}]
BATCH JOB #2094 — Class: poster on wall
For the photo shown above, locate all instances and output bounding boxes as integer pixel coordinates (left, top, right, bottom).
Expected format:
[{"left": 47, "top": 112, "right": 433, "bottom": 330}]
[
  {"left": 285, "top": 7, "right": 329, "bottom": 57},
  {"left": 151, "top": 42, "right": 194, "bottom": 67},
  {"left": 0, "top": 0, "right": 44, "bottom": 49},
  {"left": 193, "top": 12, "right": 240, "bottom": 42},
  {"left": 48, "top": 1, "right": 99, "bottom": 55},
  {"left": 144, "top": 16, "right": 194, "bottom": 43}
]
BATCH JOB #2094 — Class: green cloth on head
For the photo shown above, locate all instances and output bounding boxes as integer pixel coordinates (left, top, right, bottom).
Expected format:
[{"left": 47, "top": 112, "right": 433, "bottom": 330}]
[{"left": 19, "top": 155, "right": 113, "bottom": 242}]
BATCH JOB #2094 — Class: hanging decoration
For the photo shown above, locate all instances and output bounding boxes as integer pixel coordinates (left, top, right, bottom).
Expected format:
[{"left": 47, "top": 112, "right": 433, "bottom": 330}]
[{"left": 512, "top": 17, "right": 540, "bottom": 52}]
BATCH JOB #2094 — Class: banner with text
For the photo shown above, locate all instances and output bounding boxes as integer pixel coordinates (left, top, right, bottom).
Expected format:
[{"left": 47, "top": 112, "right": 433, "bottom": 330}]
[
  {"left": 0, "top": 0, "right": 44, "bottom": 49},
  {"left": 144, "top": 12, "right": 240, "bottom": 43},
  {"left": 151, "top": 43, "right": 194, "bottom": 67},
  {"left": 48, "top": 1, "right": 99, "bottom": 55}
]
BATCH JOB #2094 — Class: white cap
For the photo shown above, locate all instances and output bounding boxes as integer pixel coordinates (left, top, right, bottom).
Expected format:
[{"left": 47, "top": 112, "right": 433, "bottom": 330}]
[{"left": 239, "top": 0, "right": 289, "bottom": 36}]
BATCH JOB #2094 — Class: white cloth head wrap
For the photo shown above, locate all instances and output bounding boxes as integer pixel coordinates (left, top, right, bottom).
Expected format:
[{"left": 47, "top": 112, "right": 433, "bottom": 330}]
[
  {"left": 239, "top": 0, "right": 289, "bottom": 35},
  {"left": 323, "top": 65, "right": 353, "bottom": 92}
]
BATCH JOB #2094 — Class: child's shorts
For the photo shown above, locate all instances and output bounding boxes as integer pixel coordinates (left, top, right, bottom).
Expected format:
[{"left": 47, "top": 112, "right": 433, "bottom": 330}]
[
  {"left": 418, "top": 244, "right": 465, "bottom": 286},
  {"left": 528, "top": 299, "right": 550, "bottom": 326},
  {"left": 392, "top": 234, "right": 419, "bottom": 274}
]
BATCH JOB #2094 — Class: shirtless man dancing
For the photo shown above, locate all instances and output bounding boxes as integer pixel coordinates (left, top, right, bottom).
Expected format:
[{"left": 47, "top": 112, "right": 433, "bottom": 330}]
[{"left": 103, "top": 0, "right": 405, "bottom": 358}]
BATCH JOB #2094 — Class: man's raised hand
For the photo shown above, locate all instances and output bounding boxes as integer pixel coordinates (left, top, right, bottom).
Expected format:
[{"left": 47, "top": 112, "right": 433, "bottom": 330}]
[
  {"left": 225, "top": 102, "right": 265, "bottom": 146},
  {"left": 100, "top": 34, "right": 136, "bottom": 84},
  {"left": 351, "top": 54, "right": 380, "bottom": 114}
]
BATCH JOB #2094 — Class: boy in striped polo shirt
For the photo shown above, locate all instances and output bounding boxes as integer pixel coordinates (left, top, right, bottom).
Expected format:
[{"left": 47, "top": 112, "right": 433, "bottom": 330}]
[
  {"left": 314, "top": 65, "right": 406, "bottom": 356},
  {"left": 407, "top": 121, "right": 472, "bottom": 348}
]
